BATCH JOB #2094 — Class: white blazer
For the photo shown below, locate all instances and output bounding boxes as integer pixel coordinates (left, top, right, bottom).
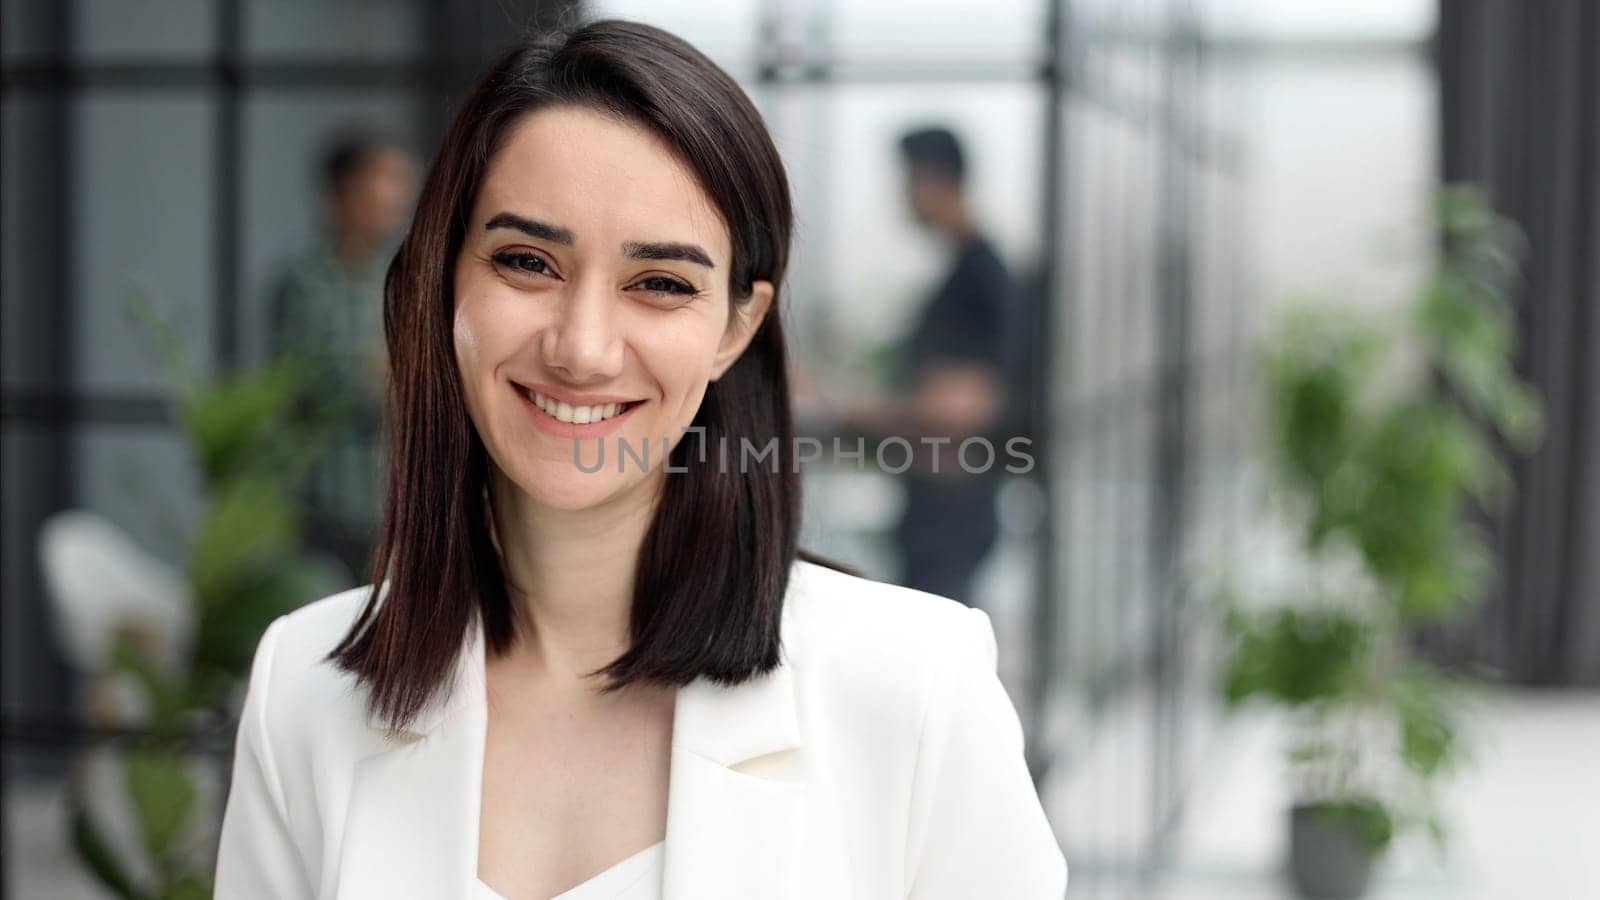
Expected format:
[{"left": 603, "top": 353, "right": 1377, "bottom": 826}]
[{"left": 215, "top": 559, "right": 1068, "bottom": 899}]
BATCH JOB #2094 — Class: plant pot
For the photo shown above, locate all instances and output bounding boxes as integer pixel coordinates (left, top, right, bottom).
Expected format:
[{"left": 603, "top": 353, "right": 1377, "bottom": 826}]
[{"left": 1289, "top": 803, "right": 1377, "bottom": 899}]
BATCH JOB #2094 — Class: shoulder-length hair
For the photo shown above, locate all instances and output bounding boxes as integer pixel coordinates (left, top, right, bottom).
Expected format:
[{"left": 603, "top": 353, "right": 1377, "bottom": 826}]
[{"left": 329, "top": 19, "right": 812, "bottom": 730}]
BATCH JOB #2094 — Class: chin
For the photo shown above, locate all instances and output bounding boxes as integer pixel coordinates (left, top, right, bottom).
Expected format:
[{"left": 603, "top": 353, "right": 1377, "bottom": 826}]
[{"left": 507, "top": 457, "right": 649, "bottom": 513}]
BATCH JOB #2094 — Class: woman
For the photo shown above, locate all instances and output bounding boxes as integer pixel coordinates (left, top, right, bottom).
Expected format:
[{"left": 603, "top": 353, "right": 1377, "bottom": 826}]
[{"left": 215, "top": 19, "right": 1066, "bottom": 900}]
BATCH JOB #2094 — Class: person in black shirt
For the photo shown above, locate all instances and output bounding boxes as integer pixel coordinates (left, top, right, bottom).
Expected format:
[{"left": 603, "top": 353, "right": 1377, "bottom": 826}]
[{"left": 849, "top": 127, "right": 1017, "bottom": 606}]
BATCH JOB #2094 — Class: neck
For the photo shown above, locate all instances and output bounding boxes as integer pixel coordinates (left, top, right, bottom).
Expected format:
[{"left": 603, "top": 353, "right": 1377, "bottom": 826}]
[
  {"left": 487, "top": 466, "right": 663, "bottom": 689},
  {"left": 942, "top": 203, "right": 976, "bottom": 243}
]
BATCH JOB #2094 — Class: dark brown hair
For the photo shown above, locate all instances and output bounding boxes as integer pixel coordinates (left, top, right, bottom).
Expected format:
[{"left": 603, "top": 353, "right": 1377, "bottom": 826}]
[{"left": 329, "top": 19, "right": 817, "bottom": 730}]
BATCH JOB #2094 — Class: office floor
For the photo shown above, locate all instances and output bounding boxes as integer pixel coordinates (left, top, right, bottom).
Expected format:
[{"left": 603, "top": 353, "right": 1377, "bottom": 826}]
[{"left": 1055, "top": 688, "right": 1600, "bottom": 899}]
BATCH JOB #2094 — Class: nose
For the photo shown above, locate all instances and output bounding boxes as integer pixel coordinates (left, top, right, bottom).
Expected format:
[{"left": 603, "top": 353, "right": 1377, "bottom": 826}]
[{"left": 541, "top": 275, "right": 624, "bottom": 383}]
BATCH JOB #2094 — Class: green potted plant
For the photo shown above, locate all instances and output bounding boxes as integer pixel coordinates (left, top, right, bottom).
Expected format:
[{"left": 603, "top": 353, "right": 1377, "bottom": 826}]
[
  {"left": 66, "top": 300, "right": 351, "bottom": 900},
  {"left": 1221, "top": 186, "right": 1543, "bottom": 898}
]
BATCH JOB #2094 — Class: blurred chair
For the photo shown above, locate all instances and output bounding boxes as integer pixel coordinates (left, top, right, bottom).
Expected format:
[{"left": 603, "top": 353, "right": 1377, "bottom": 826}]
[{"left": 37, "top": 510, "right": 195, "bottom": 715}]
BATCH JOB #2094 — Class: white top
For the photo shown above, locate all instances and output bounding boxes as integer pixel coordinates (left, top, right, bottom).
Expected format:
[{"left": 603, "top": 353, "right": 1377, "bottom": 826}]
[
  {"left": 214, "top": 560, "right": 1067, "bottom": 899},
  {"left": 475, "top": 840, "right": 664, "bottom": 900}
]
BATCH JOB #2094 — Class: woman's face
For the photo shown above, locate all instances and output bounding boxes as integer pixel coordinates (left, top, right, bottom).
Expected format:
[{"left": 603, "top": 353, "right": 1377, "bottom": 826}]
[{"left": 453, "top": 105, "right": 772, "bottom": 512}]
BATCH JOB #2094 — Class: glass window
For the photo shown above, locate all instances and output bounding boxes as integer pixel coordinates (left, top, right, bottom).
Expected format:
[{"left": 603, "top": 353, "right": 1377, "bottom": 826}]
[
  {"left": 73, "top": 0, "right": 215, "bottom": 61},
  {"left": 243, "top": 0, "right": 423, "bottom": 60},
  {"left": 587, "top": 0, "right": 761, "bottom": 77},
  {"left": 73, "top": 93, "right": 216, "bottom": 393},
  {"left": 823, "top": 0, "right": 1045, "bottom": 63},
  {"left": 76, "top": 426, "right": 203, "bottom": 566}
]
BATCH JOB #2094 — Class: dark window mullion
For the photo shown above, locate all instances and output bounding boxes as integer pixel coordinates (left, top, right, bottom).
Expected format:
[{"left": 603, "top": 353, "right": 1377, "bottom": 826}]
[{"left": 215, "top": 0, "right": 242, "bottom": 370}]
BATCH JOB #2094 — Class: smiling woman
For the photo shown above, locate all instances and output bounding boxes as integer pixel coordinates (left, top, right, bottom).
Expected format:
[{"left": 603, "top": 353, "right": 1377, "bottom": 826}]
[
  {"left": 452, "top": 107, "right": 767, "bottom": 507},
  {"left": 213, "top": 18, "right": 1066, "bottom": 900}
]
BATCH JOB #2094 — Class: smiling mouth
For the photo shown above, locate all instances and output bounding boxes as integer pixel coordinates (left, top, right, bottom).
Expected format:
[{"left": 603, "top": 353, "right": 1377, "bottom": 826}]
[{"left": 516, "top": 385, "right": 641, "bottom": 425}]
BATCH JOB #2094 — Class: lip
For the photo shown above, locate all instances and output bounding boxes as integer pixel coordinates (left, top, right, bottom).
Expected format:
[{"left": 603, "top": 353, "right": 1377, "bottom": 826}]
[
  {"left": 512, "top": 382, "right": 644, "bottom": 439},
  {"left": 516, "top": 381, "right": 642, "bottom": 408}
]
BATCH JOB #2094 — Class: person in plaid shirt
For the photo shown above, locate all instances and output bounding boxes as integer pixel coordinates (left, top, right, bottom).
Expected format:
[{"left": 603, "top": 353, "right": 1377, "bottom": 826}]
[{"left": 265, "top": 130, "right": 417, "bottom": 583}]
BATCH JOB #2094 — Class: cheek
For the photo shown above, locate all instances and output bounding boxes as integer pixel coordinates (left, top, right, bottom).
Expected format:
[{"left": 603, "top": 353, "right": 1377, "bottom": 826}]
[
  {"left": 453, "top": 305, "right": 480, "bottom": 368},
  {"left": 450, "top": 277, "right": 526, "bottom": 417},
  {"left": 452, "top": 272, "right": 540, "bottom": 371},
  {"left": 451, "top": 301, "right": 490, "bottom": 431},
  {"left": 452, "top": 278, "right": 493, "bottom": 378},
  {"left": 636, "top": 309, "right": 728, "bottom": 412}
]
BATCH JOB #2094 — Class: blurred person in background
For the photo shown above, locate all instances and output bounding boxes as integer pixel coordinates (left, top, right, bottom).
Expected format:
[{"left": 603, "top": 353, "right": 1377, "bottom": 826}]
[
  {"left": 265, "top": 129, "right": 419, "bottom": 582},
  {"left": 846, "top": 126, "right": 1018, "bottom": 608}
]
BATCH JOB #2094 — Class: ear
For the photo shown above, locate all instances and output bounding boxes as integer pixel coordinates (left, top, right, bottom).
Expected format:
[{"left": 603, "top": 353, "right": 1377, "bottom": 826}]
[{"left": 710, "top": 279, "right": 775, "bottom": 381}]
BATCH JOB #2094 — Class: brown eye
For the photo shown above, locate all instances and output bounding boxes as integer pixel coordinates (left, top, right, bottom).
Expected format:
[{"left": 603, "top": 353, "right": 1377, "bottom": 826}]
[
  {"left": 637, "top": 275, "right": 697, "bottom": 296},
  {"left": 492, "top": 250, "right": 552, "bottom": 277}
]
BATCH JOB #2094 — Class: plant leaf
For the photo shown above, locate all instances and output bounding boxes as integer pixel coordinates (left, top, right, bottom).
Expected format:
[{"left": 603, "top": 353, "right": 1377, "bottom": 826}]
[
  {"left": 71, "top": 801, "right": 151, "bottom": 900},
  {"left": 124, "top": 749, "right": 197, "bottom": 861}
]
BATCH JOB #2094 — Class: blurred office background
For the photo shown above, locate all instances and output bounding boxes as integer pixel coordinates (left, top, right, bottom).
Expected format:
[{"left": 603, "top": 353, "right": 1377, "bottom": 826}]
[{"left": 3, "top": 1, "right": 1595, "bottom": 898}]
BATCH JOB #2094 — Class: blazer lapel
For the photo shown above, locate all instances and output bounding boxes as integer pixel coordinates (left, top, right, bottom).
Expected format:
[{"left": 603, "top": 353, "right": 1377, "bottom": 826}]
[
  {"left": 335, "top": 618, "right": 488, "bottom": 899},
  {"left": 331, "top": 603, "right": 808, "bottom": 900},
  {"left": 662, "top": 633, "right": 807, "bottom": 900}
]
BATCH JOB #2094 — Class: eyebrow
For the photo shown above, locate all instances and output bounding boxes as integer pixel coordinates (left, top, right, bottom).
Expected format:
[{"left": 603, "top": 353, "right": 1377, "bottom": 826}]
[
  {"left": 484, "top": 213, "right": 573, "bottom": 245},
  {"left": 621, "top": 240, "right": 714, "bottom": 269},
  {"left": 484, "top": 212, "right": 715, "bottom": 269}
]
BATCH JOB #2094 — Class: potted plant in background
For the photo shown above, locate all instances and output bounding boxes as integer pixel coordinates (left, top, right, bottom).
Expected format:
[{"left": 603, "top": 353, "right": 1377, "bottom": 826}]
[
  {"left": 43, "top": 299, "right": 353, "bottom": 900},
  {"left": 1220, "top": 187, "right": 1543, "bottom": 899}
]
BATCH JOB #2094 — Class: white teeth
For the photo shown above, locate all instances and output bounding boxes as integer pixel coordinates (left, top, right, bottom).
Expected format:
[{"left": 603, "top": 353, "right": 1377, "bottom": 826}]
[{"left": 529, "top": 390, "right": 631, "bottom": 425}]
